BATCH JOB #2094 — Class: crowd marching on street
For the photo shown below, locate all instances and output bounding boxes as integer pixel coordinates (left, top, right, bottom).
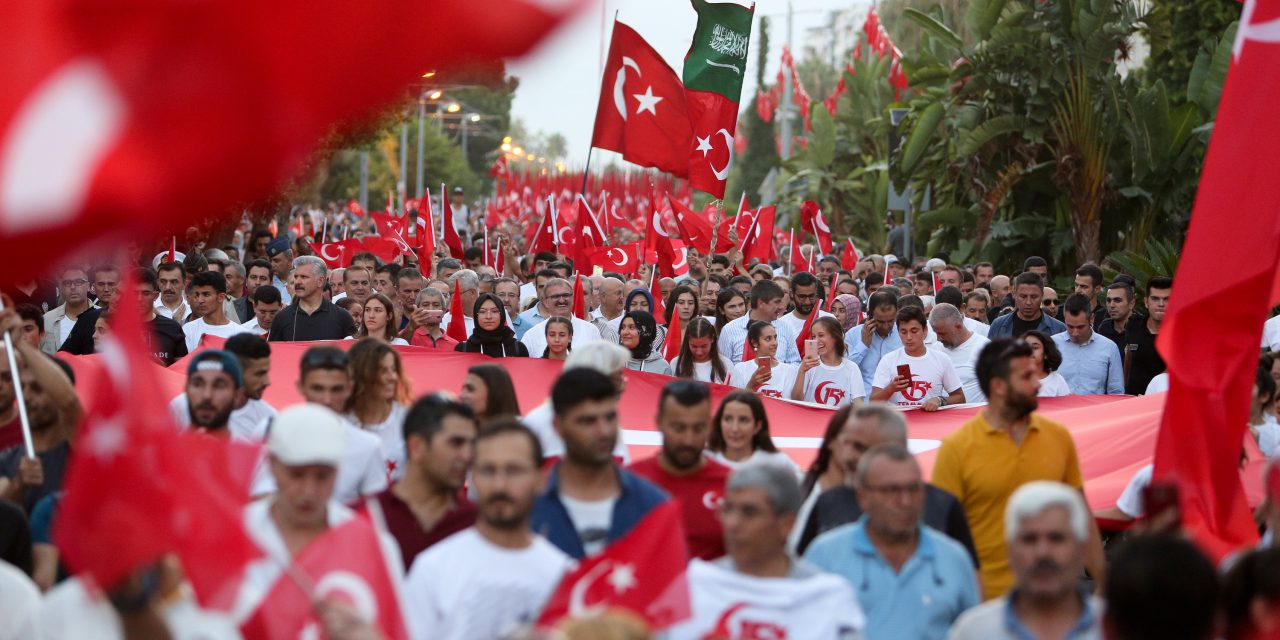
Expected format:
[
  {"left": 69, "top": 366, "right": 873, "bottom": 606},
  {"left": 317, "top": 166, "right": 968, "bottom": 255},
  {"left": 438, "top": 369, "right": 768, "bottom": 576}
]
[{"left": 0, "top": 194, "right": 1277, "bottom": 640}]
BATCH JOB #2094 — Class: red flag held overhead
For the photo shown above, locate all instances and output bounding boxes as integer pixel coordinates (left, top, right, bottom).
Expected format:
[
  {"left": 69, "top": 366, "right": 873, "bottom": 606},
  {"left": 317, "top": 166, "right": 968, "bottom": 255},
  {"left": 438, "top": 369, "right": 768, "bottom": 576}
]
[
  {"left": 441, "top": 184, "right": 465, "bottom": 259},
  {"left": 571, "top": 274, "right": 586, "bottom": 320},
  {"left": 446, "top": 279, "right": 468, "bottom": 343},
  {"left": 795, "top": 302, "right": 819, "bottom": 357},
  {"left": 663, "top": 310, "right": 683, "bottom": 363},
  {"left": 841, "top": 239, "right": 861, "bottom": 271}
]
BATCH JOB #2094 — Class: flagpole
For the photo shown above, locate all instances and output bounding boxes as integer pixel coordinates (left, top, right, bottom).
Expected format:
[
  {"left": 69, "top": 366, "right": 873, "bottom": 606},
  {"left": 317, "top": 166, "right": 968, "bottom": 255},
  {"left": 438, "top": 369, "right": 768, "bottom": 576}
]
[
  {"left": 0, "top": 298, "right": 35, "bottom": 459},
  {"left": 580, "top": 11, "right": 621, "bottom": 196}
]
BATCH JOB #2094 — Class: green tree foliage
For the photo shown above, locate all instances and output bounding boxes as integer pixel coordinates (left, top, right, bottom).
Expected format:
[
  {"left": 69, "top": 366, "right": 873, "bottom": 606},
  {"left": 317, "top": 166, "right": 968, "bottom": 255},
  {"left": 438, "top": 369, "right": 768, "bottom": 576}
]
[
  {"left": 1144, "top": 0, "right": 1241, "bottom": 98},
  {"left": 441, "top": 60, "right": 519, "bottom": 186},
  {"left": 727, "top": 16, "right": 781, "bottom": 206},
  {"left": 779, "top": 0, "right": 1235, "bottom": 275}
]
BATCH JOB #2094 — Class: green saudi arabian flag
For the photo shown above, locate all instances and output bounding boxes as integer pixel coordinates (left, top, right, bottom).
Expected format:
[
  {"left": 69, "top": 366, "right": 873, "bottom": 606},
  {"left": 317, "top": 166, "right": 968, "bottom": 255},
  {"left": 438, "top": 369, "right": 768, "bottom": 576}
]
[{"left": 682, "top": 0, "right": 754, "bottom": 198}]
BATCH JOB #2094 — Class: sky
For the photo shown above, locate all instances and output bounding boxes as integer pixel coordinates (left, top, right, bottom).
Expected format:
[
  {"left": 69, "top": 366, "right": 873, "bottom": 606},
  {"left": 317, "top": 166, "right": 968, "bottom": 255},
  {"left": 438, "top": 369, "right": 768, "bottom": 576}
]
[{"left": 508, "top": 0, "right": 873, "bottom": 165}]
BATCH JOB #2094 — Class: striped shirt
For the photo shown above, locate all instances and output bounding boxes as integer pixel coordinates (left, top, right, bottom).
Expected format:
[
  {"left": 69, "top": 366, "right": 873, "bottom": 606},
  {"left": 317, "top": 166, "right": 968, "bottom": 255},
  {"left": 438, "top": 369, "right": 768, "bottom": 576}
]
[{"left": 718, "top": 314, "right": 800, "bottom": 364}]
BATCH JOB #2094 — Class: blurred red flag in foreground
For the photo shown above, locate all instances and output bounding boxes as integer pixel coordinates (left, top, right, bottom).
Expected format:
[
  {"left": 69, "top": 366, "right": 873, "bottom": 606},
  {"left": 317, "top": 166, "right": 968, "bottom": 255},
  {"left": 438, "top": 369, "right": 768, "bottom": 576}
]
[
  {"left": 1152, "top": 0, "right": 1280, "bottom": 561},
  {"left": 54, "top": 276, "right": 260, "bottom": 608},
  {"left": 0, "top": 0, "right": 581, "bottom": 281}
]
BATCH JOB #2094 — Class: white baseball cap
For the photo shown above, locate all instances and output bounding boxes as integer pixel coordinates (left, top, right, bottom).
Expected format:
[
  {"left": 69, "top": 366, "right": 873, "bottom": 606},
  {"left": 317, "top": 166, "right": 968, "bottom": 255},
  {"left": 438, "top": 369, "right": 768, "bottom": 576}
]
[
  {"left": 268, "top": 404, "right": 346, "bottom": 467},
  {"left": 884, "top": 254, "right": 899, "bottom": 265},
  {"left": 925, "top": 258, "right": 946, "bottom": 271}
]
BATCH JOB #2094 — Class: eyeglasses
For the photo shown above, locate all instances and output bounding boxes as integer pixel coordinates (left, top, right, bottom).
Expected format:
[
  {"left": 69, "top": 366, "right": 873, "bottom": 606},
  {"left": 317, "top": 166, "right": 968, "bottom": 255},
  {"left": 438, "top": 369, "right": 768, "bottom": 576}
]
[
  {"left": 862, "top": 482, "right": 924, "bottom": 497},
  {"left": 545, "top": 293, "right": 571, "bottom": 302},
  {"left": 1043, "top": 300, "right": 1059, "bottom": 306}
]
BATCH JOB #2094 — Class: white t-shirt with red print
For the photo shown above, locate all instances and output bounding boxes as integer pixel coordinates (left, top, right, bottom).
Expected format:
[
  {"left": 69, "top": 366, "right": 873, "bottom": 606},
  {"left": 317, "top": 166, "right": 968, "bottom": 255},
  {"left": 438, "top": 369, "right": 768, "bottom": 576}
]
[
  {"left": 871, "top": 346, "right": 962, "bottom": 408},
  {"left": 730, "top": 360, "right": 798, "bottom": 401},
  {"left": 799, "top": 360, "right": 866, "bottom": 407}
]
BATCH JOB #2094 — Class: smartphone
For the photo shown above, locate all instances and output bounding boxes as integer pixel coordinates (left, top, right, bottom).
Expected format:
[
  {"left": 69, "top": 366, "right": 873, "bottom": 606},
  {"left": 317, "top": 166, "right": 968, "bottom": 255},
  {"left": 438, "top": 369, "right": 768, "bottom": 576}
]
[
  {"left": 1142, "top": 482, "right": 1181, "bottom": 531},
  {"left": 425, "top": 309, "right": 444, "bottom": 322},
  {"left": 896, "top": 364, "right": 912, "bottom": 380},
  {"left": 805, "top": 339, "right": 819, "bottom": 360},
  {"left": 756, "top": 356, "right": 771, "bottom": 369}
]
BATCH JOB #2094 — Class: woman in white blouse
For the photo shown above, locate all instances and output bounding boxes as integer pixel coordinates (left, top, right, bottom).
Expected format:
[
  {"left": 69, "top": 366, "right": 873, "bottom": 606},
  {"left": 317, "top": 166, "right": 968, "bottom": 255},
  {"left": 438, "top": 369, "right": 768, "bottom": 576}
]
[
  {"left": 706, "top": 390, "right": 800, "bottom": 476},
  {"left": 1025, "top": 330, "right": 1072, "bottom": 397},
  {"left": 669, "top": 318, "right": 733, "bottom": 384}
]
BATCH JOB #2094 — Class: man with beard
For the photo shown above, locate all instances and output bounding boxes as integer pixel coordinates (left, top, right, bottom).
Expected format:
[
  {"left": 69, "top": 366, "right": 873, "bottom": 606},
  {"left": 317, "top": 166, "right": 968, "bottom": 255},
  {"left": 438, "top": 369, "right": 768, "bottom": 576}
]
[
  {"left": 374, "top": 394, "right": 479, "bottom": 567},
  {"left": 948, "top": 482, "right": 1102, "bottom": 638},
  {"left": 805, "top": 444, "right": 978, "bottom": 640},
  {"left": 532, "top": 368, "right": 668, "bottom": 558},
  {"left": 170, "top": 335, "right": 275, "bottom": 442},
  {"left": 179, "top": 350, "right": 243, "bottom": 437},
  {"left": 628, "top": 380, "right": 731, "bottom": 560},
  {"left": 774, "top": 272, "right": 835, "bottom": 343},
  {"left": 931, "top": 338, "right": 1105, "bottom": 600},
  {"left": 0, "top": 307, "right": 82, "bottom": 513},
  {"left": 403, "top": 419, "right": 572, "bottom": 640}
]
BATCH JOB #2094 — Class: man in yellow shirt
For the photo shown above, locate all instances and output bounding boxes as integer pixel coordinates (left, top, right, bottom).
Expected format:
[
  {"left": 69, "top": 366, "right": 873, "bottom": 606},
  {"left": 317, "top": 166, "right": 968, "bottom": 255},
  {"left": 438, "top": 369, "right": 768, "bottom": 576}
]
[{"left": 931, "top": 337, "right": 1105, "bottom": 599}]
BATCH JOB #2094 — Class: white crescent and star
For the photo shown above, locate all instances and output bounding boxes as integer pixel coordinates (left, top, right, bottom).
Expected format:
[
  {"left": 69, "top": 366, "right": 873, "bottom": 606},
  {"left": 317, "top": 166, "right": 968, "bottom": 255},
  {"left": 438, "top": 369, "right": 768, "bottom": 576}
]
[
  {"left": 319, "top": 242, "right": 345, "bottom": 263},
  {"left": 633, "top": 86, "right": 662, "bottom": 116},
  {"left": 612, "top": 56, "right": 642, "bottom": 121},
  {"left": 673, "top": 247, "right": 689, "bottom": 274},
  {"left": 711, "top": 129, "right": 734, "bottom": 181},
  {"left": 1235, "top": 0, "right": 1280, "bottom": 60},
  {"left": 606, "top": 247, "right": 631, "bottom": 268},
  {"left": 568, "top": 561, "right": 613, "bottom": 616},
  {"left": 652, "top": 210, "right": 670, "bottom": 237}
]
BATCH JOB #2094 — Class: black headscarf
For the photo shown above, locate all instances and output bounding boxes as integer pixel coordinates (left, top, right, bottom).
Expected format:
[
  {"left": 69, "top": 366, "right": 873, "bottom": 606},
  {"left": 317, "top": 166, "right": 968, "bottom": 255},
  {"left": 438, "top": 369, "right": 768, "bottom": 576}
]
[
  {"left": 455, "top": 293, "right": 528, "bottom": 358},
  {"left": 625, "top": 288, "right": 655, "bottom": 315},
  {"left": 620, "top": 310, "right": 658, "bottom": 361}
]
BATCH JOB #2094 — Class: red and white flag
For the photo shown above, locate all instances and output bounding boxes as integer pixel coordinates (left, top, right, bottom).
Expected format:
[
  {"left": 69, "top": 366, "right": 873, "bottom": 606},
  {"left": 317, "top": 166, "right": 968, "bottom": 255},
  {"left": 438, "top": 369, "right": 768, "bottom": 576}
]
[
  {"left": 794, "top": 302, "right": 819, "bottom": 357},
  {"left": 645, "top": 192, "right": 679, "bottom": 278},
  {"left": 55, "top": 275, "right": 260, "bottom": 608},
  {"left": 840, "top": 239, "right": 861, "bottom": 271},
  {"left": 1152, "top": 0, "right": 1280, "bottom": 562},
  {"left": 239, "top": 515, "right": 408, "bottom": 640},
  {"left": 799, "top": 200, "right": 833, "bottom": 255},
  {"left": 789, "top": 230, "right": 810, "bottom": 274},
  {"left": 445, "top": 278, "right": 468, "bottom": 343},
  {"left": 664, "top": 309, "right": 683, "bottom": 363},
  {"left": 440, "top": 184, "right": 465, "bottom": 259},
  {"left": 309, "top": 239, "right": 362, "bottom": 269},
  {"left": 587, "top": 242, "right": 641, "bottom": 278},
  {"left": 538, "top": 502, "right": 691, "bottom": 631},
  {"left": 668, "top": 194, "right": 716, "bottom": 255},
  {"left": 167, "top": 236, "right": 177, "bottom": 263}
]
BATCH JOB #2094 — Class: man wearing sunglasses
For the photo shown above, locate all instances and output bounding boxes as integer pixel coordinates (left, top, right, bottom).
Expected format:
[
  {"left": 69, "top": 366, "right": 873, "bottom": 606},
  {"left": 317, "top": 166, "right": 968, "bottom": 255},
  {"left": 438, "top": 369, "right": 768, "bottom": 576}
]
[{"left": 39, "top": 266, "right": 97, "bottom": 355}]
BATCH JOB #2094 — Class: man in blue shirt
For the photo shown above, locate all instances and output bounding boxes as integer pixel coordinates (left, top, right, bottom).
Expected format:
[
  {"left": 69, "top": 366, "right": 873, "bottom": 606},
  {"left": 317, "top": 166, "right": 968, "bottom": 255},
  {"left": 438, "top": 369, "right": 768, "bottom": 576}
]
[
  {"left": 845, "top": 289, "right": 903, "bottom": 393},
  {"left": 1053, "top": 295, "right": 1124, "bottom": 395},
  {"left": 513, "top": 277, "right": 572, "bottom": 340},
  {"left": 531, "top": 368, "right": 668, "bottom": 558},
  {"left": 805, "top": 443, "right": 979, "bottom": 640}
]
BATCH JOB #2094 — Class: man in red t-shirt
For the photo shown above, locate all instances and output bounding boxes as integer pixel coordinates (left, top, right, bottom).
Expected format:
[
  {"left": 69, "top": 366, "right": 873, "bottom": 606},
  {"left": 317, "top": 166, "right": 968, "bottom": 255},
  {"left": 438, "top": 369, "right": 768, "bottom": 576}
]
[{"left": 628, "top": 379, "right": 730, "bottom": 560}]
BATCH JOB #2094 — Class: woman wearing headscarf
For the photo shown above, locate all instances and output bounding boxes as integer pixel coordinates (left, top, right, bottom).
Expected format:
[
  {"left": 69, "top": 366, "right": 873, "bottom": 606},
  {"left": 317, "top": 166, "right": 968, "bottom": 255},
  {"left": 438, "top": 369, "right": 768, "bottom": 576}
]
[
  {"left": 454, "top": 293, "right": 529, "bottom": 358},
  {"left": 834, "top": 294, "right": 862, "bottom": 334},
  {"left": 617, "top": 310, "right": 672, "bottom": 374},
  {"left": 623, "top": 288, "right": 666, "bottom": 356}
]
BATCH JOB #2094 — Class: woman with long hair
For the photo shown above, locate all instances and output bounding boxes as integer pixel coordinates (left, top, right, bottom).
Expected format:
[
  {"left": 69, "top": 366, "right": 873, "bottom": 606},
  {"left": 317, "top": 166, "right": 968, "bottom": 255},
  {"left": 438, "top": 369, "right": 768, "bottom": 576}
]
[
  {"left": 714, "top": 288, "right": 748, "bottom": 332},
  {"left": 351, "top": 293, "right": 408, "bottom": 345},
  {"left": 617, "top": 311, "right": 672, "bottom": 374},
  {"left": 1024, "top": 330, "right": 1071, "bottom": 397},
  {"left": 707, "top": 390, "right": 799, "bottom": 474},
  {"left": 346, "top": 338, "right": 413, "bottom": 480},
  {"left": 455, "top": 293, "right": 529, "bottom": 358},
  {"left": 670, "top": 318, "right": 731, "bottom": 384},
  {"left": 459, "top": 363, "right": 521, "bottom": 422},
  {"left": 791, "top": 404, "right": 856, "bottom": 553},
  {"left": 540, "top": 316, "right": 573, "bottom": 361},
  {"left": 728, "top": 321, "right": 798, "bottom": 400},
  {"left": 792, "top": 316, "right": 865, "bottom": 407},
  {"left": 662, "top": 285, "right": 700, "bottom": 328}
]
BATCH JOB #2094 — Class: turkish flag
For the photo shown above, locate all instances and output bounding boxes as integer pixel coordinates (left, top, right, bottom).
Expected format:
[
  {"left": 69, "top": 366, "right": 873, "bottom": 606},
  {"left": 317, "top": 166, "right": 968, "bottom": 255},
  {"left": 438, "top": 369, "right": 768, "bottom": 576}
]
[
  {"left": 740, "top": 206, "right": 776, "bottom": 264},
  {"left": 587, "top": 242, "right": 641, "bottom": 278},
  {"left": 489, "top": 155, "right": 509, "bottom": 178},
  {"left": 369, "top": 212, "right": 407, "bottom": 239},
  {"left": 571, "top": 273, "right": 587, "bottom": 320},
  {"left": 826, "top": 271, "right": 840, "bottom": 312},
  {"left": 671, "top": 241, "right": 691, "bottom": 278},
  {"left": 441, "top": 185, "right": 465, "bottom": 259},
  {"left": 800, "top": 200, "right": 833, "bottom": 255},
  {"left": 537, "top": 501, "right": 691, "bottom": 631},
  {"left": 446, "top": 278, "right": 467, "bottom": 343},
  {"left": 591, "top": 22, "right": 693, "bottom": 177},
  {"left": 568, "top": 197, "right": 604, "bottom": 274},
  {"left": 650, "top": 272, "right": 667, "bottom": 323},
  {"left": 356, "top": 236, "right": 408, "bottom": 265},
  {"left": 54, "top": 276, "right": 260, "bottom": 605},
  {"left": 841, "top": 239, "right": 861, "bottom": 271},
  {"left": 645, "top": 193, "right": 679, "bottom": 278},
  {"left": 789, "top": 230, "right": 810, "bottom": 273},
  {"left": 0, "top": 0, "right": 581, "bottom": 283},
  {"left": 528, "top": 201, "right": 558, "bottom": 255},
  {"left": 794, "top": 303, "right": 819, "bottom": 358},
  {"left": 240, "top": 515, "right": 408, "bottom": 640},
  {"left": 664, "top": 310, "right": 683, "bottom": 362},
  {"left": 348, "top": 199, "right": 365, "bottom": 217},
  {"left": 167, "top": 236, "right": 177, "bottom": 264},
  {"left": 309, "top": 239, "right": 362, "bottom": 269},
  {"left": 668, "top": 194, "right": 715, "bottom": 255},
  {"left": 418, "top": 195, "right": 438, "bottom": 265},
  {"left": 1151, "top": 0, "right": 1280, "bottom": 562},
  {"left": 682, "top": 1, "right": 755, "bottom": 198}
]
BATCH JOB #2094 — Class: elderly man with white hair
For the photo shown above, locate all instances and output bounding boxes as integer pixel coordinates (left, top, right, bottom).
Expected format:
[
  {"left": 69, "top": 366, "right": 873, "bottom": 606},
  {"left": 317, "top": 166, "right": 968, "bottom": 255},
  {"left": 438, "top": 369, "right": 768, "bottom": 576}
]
[
  {"left": 946, "top": 481, "right": 1102, "bottom": 639},
  {"left": 929, "top": 303, "right": 990, "bottom": 404},
  {"left": 520, "top": 275, "right": 603, "bottom": 356}
]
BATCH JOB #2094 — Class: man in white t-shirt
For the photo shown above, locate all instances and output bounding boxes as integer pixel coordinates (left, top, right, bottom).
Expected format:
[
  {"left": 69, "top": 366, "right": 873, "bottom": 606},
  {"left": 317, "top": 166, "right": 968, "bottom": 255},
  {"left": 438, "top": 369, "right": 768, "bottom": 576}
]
[
  {"left": 234, "top": 403, "right": 403, "bottom": 624},
  {"left": 930, "top": 303, "right": 991, "bottom": 404},
  {"left": 170, "top": 334, "right": 277, "bottom": 442},
  {"left": 521, "top": 276, "right": 603, "bottom": 356},
  {"left": 404, "top": 419, "right": 572, "bottom": 640},
  {"left": 773, "top": 272, "right": 834, "bottom": 340},
  {"left": 183, "top": 271, "right": 246, "bottom": 352},
  {"left": 871, "top": 305, "right": 964, "bottom": 410},
  {"left": 250, "top": 346, "right": 386, "bottom": 504}
]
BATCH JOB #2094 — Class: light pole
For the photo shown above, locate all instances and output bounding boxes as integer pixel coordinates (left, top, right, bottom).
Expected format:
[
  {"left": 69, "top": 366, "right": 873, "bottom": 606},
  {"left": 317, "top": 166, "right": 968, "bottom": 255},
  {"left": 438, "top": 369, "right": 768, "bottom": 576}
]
[{"left": 416, "top": 93, "right": 426, "bottom": 199}]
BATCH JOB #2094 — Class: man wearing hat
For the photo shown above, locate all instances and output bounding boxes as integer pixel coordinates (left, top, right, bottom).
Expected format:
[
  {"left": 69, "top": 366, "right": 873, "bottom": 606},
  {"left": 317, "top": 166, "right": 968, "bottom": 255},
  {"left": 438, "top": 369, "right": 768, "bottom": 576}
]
[
  {"left": 236, "top": 404, "right": 403, "bottom": 620},
  {"left": 449, "top": 186, "right": 470, "bottom": 238},
  {"left": 264, "top": 236, "right": 293, "bottom": 305}
]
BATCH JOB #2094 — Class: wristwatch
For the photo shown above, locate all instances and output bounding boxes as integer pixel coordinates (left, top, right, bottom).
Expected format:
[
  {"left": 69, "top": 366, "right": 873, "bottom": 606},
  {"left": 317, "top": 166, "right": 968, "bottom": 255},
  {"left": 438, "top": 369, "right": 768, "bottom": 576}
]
[{"left": 938, "top": 397, "right": 948, "bottom": 407}]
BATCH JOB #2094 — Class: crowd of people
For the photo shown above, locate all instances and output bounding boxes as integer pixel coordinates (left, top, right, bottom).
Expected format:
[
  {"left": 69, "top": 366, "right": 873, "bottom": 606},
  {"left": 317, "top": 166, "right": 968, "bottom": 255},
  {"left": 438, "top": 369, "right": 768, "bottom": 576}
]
[{"left": 0, "top": 205, "right": 1278, "bottom": 640}]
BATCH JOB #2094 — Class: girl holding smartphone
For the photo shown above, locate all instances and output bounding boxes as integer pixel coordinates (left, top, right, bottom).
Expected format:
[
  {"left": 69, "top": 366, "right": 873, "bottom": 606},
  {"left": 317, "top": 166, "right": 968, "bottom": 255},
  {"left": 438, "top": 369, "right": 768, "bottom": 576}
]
[
  {"left": 729, "top": 320, "right": 798, "bottom": 400},
  {"left": 792, "top": 317, "right": 865, "bottom": 407}
]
